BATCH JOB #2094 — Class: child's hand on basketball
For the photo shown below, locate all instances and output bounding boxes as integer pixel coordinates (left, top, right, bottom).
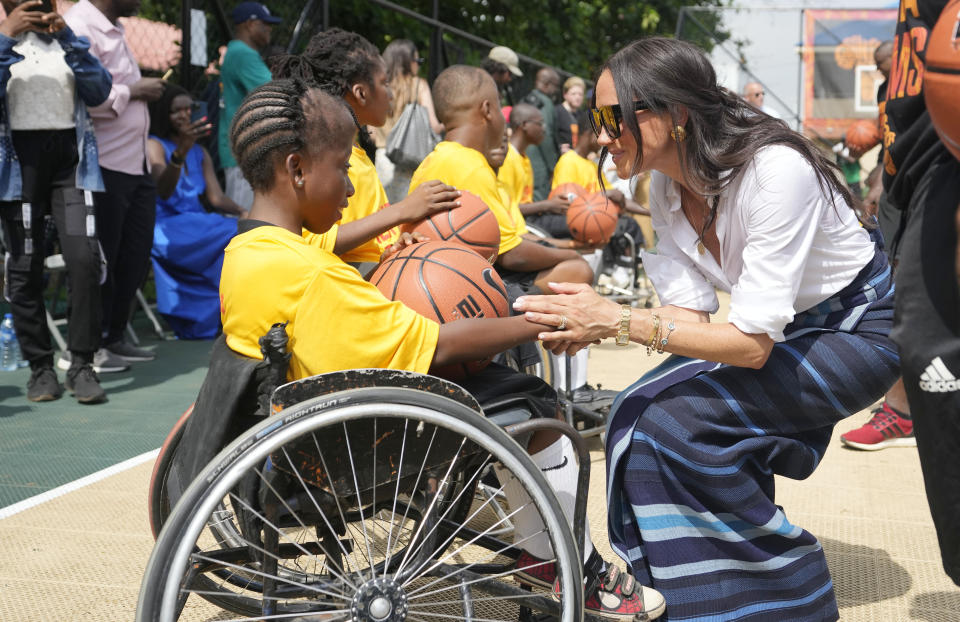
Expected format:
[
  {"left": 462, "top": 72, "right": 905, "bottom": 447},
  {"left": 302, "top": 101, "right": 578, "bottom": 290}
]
[
  {"left": 396, "top": 180, "right": 461, "bottom": 223},
  {"left": 605, "top": 189, "right": 627, "bottom": 210},
  {"left": 380, "top": 231, "right": 426, "bottom": 262},
  {"left": 545, "top": 195, "right": 571, "bottom": 214}
]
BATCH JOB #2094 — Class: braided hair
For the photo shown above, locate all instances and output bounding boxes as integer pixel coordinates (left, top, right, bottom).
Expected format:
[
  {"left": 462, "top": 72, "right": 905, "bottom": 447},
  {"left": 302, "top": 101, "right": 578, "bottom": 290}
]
[
  {"left": 229, "top": 79, "right": 353, "bottom": 192},
  {"left": 271, "top": 28, "right": 381, "bottom": 161}
]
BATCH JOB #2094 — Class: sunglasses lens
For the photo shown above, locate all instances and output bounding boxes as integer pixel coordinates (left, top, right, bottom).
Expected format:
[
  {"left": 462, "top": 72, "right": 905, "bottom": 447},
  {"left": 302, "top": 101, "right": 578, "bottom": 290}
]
[
  {"left": 600, "top": 106, "right": 620, "bottom": 139},
  {"left": 589, "top": 109, "right": 602, "bottom": 136}
]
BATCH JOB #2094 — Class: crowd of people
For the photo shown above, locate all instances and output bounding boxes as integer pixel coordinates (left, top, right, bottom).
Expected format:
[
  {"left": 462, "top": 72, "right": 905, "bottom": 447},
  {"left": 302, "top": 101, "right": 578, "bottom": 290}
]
[{"left": 1, "top": 0, "right": 957, "bottom": 619}]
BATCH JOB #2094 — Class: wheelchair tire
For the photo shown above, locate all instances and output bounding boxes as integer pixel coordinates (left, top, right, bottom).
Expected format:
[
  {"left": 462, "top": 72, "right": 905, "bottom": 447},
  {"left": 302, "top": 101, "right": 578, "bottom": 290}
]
[
  {"left": 137, "top": 386, "right": 583, "bottom": 622},
  {"left": 148, "top": 404, "right": 193, "bottom": 538}
]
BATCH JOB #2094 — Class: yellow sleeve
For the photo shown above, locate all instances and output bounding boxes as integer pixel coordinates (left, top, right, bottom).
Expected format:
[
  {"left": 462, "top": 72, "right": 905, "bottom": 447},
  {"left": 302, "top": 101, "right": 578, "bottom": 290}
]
[
  {"left": 551, "top": 152, "right": 577, "bottom": 190},
  {"left": 339, "top": 149, "right": 396, "bottom": 263},
  {"left": 289, "top": 260, "right": 440, "bottom": 378},
  {"left": 302, "top": 224, "right": 338, "bottom": 252}
]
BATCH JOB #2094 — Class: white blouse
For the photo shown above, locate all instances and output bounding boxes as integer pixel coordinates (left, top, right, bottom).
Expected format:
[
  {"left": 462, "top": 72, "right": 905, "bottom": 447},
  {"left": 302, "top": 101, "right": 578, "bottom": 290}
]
[{"left": 640, "top": 145, "right": 876, "bottom": 342}]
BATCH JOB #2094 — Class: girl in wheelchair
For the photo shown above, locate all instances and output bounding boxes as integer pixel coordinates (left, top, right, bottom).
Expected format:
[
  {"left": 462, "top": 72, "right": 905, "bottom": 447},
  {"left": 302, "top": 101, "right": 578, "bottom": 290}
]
[{"left": 206, "top": 79, "right": 664, "bottom": 620}]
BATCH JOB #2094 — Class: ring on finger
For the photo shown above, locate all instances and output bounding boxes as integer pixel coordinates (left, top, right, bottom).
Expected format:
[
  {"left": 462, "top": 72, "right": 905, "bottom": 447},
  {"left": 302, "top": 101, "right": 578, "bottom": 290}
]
[{"left": 558, "top": 315, "right": 567, "bottom": 331}]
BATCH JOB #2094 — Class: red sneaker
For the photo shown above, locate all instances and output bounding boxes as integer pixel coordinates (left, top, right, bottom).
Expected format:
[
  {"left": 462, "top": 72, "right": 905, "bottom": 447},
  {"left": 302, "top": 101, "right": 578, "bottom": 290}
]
[
  {"left": 553, "top": 563, "right": 666, "bottom": 621},
  {"left": 514, "top": 549, "right": 556, "bottom": 588},
  {"left": 841, "top": 402, "right": 916, "bottom": 451}
]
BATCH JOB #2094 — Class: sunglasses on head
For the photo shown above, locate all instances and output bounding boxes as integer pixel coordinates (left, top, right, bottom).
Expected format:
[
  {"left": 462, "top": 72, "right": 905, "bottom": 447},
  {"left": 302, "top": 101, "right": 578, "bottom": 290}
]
[{"left": 588, "top": 101, "right": 650, "bottom": 139}]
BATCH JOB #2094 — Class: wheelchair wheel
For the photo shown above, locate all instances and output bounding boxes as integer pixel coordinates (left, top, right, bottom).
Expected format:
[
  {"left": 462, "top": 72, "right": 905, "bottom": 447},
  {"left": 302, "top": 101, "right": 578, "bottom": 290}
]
[{"left": 137, "top": 386, "right": 583, "bottom": 622}]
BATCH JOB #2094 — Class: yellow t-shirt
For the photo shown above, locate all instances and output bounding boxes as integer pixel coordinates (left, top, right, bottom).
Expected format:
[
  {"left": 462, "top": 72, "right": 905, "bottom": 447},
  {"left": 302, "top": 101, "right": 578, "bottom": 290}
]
[
  {"left": 340, "top": 145, "right": 397, "bottom": 263},
  {"left": 497, "top": 144, "right": 531, "bottom": 236},
  {"left": 301, "top": 224, "right": 337, "bottom": 252},
  {"left": 410, "top": 141, "right": 523, "bottom": 256},
  {"left": 552, "top": 150, "right": 601, "bottom": 194},
  {"left": 221, "top": 224, "right": 439, "bottom": 380}
]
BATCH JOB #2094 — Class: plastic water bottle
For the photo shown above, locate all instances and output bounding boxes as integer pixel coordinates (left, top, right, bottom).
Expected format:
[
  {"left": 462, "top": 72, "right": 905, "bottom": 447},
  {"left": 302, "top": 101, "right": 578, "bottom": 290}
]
[{"left": 1, "top": 313, "right": 23, "bottom": 371}]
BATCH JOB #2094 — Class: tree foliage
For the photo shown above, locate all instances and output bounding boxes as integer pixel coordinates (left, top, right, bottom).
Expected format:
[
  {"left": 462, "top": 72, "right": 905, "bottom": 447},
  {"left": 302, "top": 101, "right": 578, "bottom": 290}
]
[{"left": 139, "top": 0, "right": 730, "bottom": 84}]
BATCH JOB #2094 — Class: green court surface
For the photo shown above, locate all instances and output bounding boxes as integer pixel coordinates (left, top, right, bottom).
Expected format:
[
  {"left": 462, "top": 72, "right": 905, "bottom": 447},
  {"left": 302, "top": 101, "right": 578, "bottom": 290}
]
[{"left": 0, "top": 337, "right": 211, "bottom": 508}]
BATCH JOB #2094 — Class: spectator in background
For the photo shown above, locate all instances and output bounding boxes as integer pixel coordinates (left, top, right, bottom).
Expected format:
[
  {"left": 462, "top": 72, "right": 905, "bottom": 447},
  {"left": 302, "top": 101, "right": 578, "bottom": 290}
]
[
  {"left": 377, "top": 38, "right": 443, "bottom": 204},
  {"left": 742, "top": 80, "right": 780, "bottom": 118},
  {"left": 555, "top": 76, "right": 584, "bottom": 153},
  {"left": 0, "top": 0, "right": 112, "bottom": 403},
  {"left": 217, "top": 1, "right": 279, "bottom": 210},
  {"left": 839, "top": 39, "right": 914, "bottom": 452},
  {"left": 482, "top": 45, "right": 522, "bottom": 106},
  {"left": 147, "top": 83, "right": 243, "bottom": 340},
  {"left": 522, "top": 67, "right": 561, "bottom": 201},
  {"left": 66, "top": 0, "right": 164, "bottom": 366}
]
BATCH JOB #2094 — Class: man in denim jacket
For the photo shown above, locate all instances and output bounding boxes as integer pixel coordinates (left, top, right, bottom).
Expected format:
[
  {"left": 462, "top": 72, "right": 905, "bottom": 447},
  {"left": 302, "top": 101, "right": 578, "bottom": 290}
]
[{"left": 0, "top": 0, "right": 111, "bottom": 403}]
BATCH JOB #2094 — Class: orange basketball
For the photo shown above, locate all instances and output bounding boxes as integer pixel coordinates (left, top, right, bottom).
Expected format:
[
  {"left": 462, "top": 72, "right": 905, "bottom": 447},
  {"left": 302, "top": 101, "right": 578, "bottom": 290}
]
[
  {"left": 566, "top": 192, "right": 619, "bottom": 245},
  {"left": 400, "top": 190, "right": 500, "bottom": 263},
  {"left": 370, "top": 241, "right": 510, "bottom": 379},
  {"left": 549, "top": 182, "right": 588, "bottom": 202},
  {"left": 925, "top": 0, "right": 960, "bottom": 161},
  {"left": 845, "top": 119, "right": 882, "bottom": 153}
]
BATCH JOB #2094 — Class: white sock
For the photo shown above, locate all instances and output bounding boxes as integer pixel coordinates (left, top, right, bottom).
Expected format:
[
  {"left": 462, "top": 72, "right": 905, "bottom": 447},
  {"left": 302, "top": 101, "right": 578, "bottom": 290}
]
[
  {"left": 495, "top": 436, "right": 594, "bottom": 563},
  {"left": 552, "top": 348, "right": 589, "bottom": 391}
]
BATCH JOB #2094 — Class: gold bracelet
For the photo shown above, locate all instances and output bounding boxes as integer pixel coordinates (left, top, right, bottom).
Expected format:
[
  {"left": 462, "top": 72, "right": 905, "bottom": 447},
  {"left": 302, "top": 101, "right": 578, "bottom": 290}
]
[
  {"left": 646, "top": 314, "right": 660, "bottom": 356},
  {"left": 656, "top": 317, "right": 675, "bottom": 354}
]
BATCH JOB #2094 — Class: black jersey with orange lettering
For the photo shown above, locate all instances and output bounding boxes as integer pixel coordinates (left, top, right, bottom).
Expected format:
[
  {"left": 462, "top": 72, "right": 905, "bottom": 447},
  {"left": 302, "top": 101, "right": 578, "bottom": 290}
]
[{"left": 880, "top": 0, "right": 952, "bottom": 213}]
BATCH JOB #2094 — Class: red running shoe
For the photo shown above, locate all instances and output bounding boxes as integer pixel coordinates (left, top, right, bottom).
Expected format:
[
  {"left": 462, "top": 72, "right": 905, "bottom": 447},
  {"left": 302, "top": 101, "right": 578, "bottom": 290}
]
[
  {"left": 841, "top": 402, "right": 916, "bottom": 451},
  {"left": 552, "top": 563, "right": 666, "bottom": 621}
]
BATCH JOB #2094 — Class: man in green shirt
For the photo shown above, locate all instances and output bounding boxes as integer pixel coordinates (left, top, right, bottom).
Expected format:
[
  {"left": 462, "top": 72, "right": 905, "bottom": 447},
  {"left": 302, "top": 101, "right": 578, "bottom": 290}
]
[
  {"left": 218, "top": 2, "right": 280, "bottom": 209},
  {"left": 522, "top": 67, "right": 561, "bottom": 201}
]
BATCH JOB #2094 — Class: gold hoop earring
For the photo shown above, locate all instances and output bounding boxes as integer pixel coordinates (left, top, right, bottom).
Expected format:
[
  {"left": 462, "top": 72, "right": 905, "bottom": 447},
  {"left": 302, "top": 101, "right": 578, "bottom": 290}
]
[{"left": 670, "top": 125, "right": 687, "bottom": 142}]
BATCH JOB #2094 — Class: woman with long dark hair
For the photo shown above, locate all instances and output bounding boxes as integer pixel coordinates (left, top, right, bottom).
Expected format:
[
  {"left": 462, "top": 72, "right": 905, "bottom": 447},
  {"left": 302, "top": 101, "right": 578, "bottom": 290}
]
[
  {"left": 376, "top": 38, "right": 444, "bottom": 202},
  {"left": 515, "top": 37, "right": 899, "bottom": 620}
]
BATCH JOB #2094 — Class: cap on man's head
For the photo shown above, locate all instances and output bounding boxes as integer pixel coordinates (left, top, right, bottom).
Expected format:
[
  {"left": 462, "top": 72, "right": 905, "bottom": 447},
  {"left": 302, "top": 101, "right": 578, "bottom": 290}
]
[
  {"left": 488, "top": 46, "right": 522, "bottom": 77},
  {"left": 232, "top": 2, "right": 282, "bottom": 25}
]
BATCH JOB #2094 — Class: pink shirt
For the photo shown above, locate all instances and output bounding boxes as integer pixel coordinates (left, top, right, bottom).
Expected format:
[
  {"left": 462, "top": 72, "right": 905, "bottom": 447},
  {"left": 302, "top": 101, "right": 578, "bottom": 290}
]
[{"left": 64, "top": 0, "right": 149, "bottom": 176}]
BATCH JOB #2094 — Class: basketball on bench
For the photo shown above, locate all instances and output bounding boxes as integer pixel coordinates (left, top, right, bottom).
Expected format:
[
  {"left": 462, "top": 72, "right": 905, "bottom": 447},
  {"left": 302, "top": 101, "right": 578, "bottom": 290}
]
[
  {"left": 567, "top": 192, "right": 620, "bottom": 245},
  {"left": 925, "top": 0, "right": 960, "bottom": 161},
  {"left": 400, "top": 190, "right": 501, "bottom": 263},
  {"left": 549, "top": 182, "right": 588, "bottom": 202},
  {"left": 845, "top": 119, "right": 881, "bottom": 154},
  {"left": 370, "top": 241, "right": 510, "bottom": 379}
]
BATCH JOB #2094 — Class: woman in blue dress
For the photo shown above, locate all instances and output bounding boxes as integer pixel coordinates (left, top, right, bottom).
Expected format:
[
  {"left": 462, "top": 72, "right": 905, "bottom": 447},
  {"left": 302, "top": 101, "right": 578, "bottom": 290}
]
[
  {"left": 514, "top": 37, "right": 899, "bottom": 621},
  {"left": 147, "top": 84, "right": 244, "bottom": 339}
]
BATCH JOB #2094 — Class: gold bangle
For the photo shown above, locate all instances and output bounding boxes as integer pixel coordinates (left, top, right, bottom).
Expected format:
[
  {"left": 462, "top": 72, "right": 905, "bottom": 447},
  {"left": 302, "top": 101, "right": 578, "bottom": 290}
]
[{"left": 646, "top": 314, "right": 660, "bottom": 356}]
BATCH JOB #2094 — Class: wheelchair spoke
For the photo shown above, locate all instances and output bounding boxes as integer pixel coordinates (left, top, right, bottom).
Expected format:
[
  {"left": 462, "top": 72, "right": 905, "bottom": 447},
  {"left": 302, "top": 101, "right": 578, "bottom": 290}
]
[
  {"left": 405, "top": 547, "right": 555, "bottom": 602},
  {"left": 188, "top": 553, "right": 347, "bottom": 602},
  {"left": 404, "top": 528, "right": 547, "bottom": 599},
  {"left": 400, "top": 482, "right": 525, "bottom": 588},
  {"left": 251, "top": 467, "right": 357, "bottom": 590},
  {"left": 224, "top": 492, "right": 350, "bottom": 601},
  {"left": 382, "top": 418, "right": 409, "bottom": 580},
  {"left": 392, "top": 437, "right": 468, "bottom": 580},
  {"left": 217, "top": 610, "right": 351, "bottom": 621},
  {"left": 407, "top": 611, "right": 515, "bottom": 622},
  {"left": 408, "top": 593, "right": 549, "bottom": 608},
  {"left": 341, "top": 420, "right": 377, "bottom": 581},
  {"left": 304, "top": 435, "right": 371, "bottom": 584}
]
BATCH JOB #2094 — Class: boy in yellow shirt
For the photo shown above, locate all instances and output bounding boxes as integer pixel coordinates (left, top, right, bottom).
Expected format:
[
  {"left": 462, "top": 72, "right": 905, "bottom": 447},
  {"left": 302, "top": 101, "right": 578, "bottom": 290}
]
[{"left": 409, "top": 66, "right": 593, "bottom": 296}]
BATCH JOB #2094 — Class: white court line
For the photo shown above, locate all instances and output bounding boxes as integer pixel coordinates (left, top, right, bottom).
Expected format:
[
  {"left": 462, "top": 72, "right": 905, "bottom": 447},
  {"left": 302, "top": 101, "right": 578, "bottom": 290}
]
[{"left": 0, "top": 448, "right": 159, "bottom": 520}]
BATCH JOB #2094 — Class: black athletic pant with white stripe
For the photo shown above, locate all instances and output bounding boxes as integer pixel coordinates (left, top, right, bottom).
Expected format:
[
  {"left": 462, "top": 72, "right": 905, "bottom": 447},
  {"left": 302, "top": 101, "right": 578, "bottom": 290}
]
[
  {"left": 891, "top": 156, "right": 960, "bottom": 586},
  {"left": 0, "top": 129, "right": 102, "bottom": 368}
]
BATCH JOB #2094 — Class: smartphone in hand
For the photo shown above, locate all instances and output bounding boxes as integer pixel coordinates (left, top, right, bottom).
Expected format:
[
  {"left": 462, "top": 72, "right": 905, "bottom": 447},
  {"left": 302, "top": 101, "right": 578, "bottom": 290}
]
[
  {"left": 27, "top": 0, "right": 55, "bottom": 13},
  {"left": 190, "top": 101, "right": 208, "bottom": 124}
]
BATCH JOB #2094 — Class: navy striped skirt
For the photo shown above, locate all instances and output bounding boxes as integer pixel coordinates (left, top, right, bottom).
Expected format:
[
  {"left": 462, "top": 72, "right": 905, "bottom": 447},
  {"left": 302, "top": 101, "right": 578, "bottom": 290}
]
[{"left": 605, "top": 250, "right": 899, "bottom": 621}]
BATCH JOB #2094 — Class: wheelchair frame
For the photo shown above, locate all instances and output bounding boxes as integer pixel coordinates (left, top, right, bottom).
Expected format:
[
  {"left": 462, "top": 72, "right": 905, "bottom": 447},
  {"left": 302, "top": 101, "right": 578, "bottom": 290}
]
[{"left": 139, "top": 368, "right": 612, "bottom": 622}]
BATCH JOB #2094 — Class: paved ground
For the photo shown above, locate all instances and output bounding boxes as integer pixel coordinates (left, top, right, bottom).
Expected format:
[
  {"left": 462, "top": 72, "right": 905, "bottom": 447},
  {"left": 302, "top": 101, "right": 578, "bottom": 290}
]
[{"left": 0, "top": 298, "right": 958, "bottom": 621}]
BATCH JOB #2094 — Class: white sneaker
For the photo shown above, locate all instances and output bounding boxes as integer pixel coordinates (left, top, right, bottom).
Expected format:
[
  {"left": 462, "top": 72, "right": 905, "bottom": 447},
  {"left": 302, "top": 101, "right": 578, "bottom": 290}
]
[{"left": 57, "top": 348, "right": 130, "bottom": 373}]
